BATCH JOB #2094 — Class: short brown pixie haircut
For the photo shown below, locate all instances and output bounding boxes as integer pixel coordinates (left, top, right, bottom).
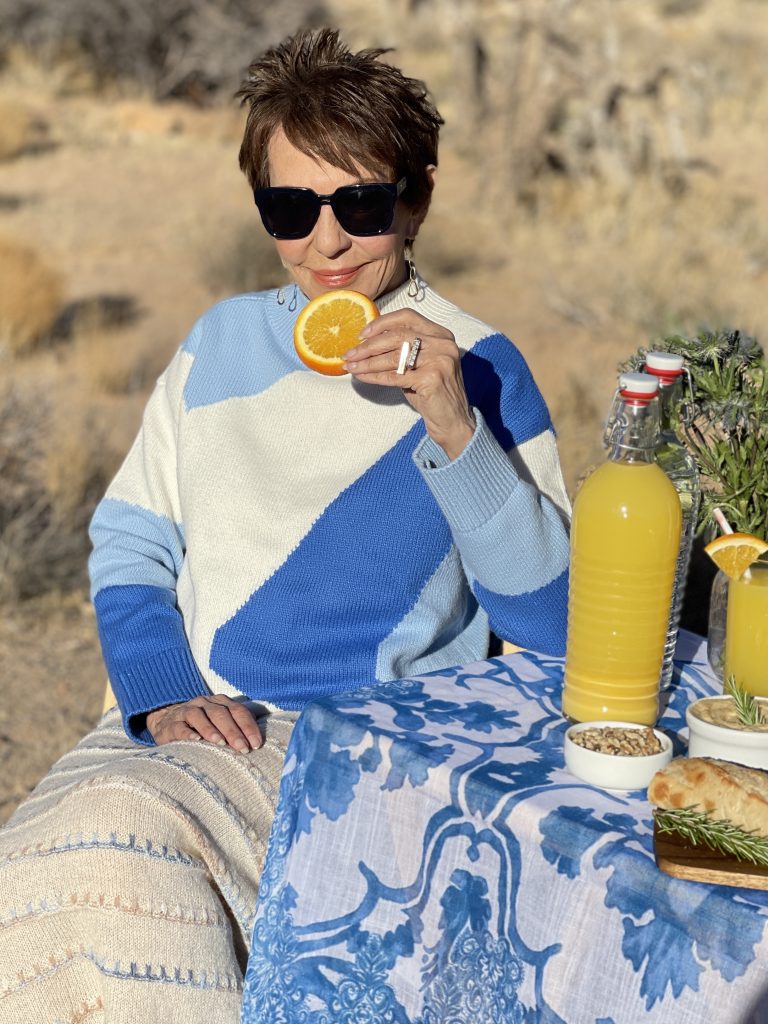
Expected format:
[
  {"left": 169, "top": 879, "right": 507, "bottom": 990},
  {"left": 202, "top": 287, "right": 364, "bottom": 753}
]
[{"left": 236, "top": 28, "right": 443, "bottom": 215}]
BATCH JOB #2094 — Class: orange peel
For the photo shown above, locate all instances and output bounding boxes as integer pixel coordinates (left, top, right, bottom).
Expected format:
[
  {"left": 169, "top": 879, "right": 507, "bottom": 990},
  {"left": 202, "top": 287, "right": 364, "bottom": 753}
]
[
  {"left": 704, "top": 532, "right": 768, "bottom": 580},
  {"left": 293, "top": 289, "right": 379, "bottom": 376}
]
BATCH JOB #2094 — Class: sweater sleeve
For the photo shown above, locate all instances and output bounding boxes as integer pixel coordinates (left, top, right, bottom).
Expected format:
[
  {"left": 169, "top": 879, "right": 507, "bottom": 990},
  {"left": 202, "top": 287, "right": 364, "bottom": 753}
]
[
  {"left": 411, "top": 336, "right": 571, "bottom": 656},
  {"left": 88, "top": 338, "right": 209, "bottom": 744}
]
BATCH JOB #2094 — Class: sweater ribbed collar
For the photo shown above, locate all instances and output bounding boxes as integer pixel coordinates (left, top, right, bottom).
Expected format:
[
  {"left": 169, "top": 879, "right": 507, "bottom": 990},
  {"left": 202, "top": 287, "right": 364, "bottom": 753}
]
[{"left": 376, "top": 275, "right": 427, "bottom": 313}]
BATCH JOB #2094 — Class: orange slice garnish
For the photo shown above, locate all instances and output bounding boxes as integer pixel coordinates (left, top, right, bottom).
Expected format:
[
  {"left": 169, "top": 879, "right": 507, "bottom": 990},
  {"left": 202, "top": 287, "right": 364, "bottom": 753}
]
[
  {"left": 293, "top": 289, "right": 379, "bottom": 376},
  {"left": 704, "top": 532, "right": 768, "bottom": 580}
]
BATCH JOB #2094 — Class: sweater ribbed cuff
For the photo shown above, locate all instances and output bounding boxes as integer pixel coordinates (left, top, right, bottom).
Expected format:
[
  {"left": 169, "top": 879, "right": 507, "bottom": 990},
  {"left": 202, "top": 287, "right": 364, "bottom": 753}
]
[
  {"left": 113, "top": 647, "right": 210, "bottom": 745},
  {"left": 412, "top": 410, "right": 520, "bottom": 533}
]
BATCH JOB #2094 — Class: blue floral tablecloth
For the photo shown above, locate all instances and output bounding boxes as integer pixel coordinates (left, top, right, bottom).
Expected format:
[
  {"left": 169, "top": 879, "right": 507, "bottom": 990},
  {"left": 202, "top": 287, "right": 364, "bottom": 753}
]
[{"left": 241, "top": 632, "right": 768, "bottom": 1024}]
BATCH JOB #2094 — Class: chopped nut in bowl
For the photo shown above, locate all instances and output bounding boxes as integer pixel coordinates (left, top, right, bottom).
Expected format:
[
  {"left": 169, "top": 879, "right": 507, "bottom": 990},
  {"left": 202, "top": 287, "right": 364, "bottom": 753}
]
[{"left": 564, "top": 721, "right": 673, "bottom": 791}]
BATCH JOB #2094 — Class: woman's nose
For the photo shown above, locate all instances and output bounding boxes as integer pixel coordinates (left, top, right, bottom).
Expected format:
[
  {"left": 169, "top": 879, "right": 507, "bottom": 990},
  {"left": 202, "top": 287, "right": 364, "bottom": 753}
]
[{"left": 312, "top": 204, "right": 351, "bottom": 258}]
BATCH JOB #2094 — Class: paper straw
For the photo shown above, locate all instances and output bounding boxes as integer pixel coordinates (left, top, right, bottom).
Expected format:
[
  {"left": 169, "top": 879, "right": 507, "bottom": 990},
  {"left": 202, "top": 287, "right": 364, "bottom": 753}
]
[{"left": 712, "top": 507, "right": 734, "bottom": 535}]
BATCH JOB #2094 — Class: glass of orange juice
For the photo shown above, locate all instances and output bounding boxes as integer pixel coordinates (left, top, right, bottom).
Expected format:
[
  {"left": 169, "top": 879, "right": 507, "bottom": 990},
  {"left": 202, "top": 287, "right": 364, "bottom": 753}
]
[{"left": 724, "top": 561, "right": 768, "bottom": 696}]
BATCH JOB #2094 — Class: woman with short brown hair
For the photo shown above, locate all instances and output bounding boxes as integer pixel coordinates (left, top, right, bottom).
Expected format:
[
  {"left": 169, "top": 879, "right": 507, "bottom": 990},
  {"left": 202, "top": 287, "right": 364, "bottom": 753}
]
[
  {"left": 238, "top": 27, "right": 440, "bottom": 216},
  {"left": 0, "top": 28, "right": 569, "bottom": 1023}
]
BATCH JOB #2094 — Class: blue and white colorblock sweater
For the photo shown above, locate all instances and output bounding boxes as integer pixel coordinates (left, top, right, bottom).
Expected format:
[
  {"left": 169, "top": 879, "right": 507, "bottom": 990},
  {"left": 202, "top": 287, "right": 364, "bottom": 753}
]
[{"left": 89, "top": 280, "right": 571, "bottom": 744}]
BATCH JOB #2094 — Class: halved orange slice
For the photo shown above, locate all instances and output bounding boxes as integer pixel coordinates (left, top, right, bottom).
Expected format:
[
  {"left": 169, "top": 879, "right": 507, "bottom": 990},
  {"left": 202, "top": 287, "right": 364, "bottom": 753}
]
[
  {"left": 704, "top": 532, "right": 768, "bottom": 580},
  {"left": 293, "top": 289, "right": 379, "bottom": 376}
]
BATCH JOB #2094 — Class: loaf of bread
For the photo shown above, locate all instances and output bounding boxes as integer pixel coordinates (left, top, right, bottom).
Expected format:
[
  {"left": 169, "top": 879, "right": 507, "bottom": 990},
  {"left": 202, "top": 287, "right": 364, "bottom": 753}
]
[{"left": 648, "top": 757, "right": 768, "bottom": 838}]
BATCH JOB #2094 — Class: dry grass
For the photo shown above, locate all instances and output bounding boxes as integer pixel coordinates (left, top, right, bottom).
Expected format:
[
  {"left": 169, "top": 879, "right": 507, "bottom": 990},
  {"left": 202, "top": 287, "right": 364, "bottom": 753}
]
[
  {"left": 70, "top": 326, "right": 146, "bottom": 395},
  {"left": 65, "top": 302, "right": 169, "bottom": 397},
  {"left": 0, "top": 41, "right": 101, "bottom": 98},
  {"left": 0, "top": 374, "right": 113, "bottom": 603},
  {"left": 40, "top": 398, "right": 111, "bottom": 517},
  {"left": 512, "top": 172, "right": 768, "bottom": 342},
  {"left": 0, "top": 591, "right": 104, "bottom": 824},
  {"left": 106, "top": 98, "right": 245, "bottom": 145},
  {"left": 0, "top": 96, "right": 37, "bottom": 161},
  {"left": 0, "top": 236, "right": 63, "bottom": 356}
]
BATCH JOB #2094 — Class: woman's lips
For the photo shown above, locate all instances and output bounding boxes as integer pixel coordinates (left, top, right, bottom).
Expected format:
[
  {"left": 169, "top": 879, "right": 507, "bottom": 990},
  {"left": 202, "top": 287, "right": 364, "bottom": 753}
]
[{"left": 310, "top": 266, "right": 363, "bottom": 287}]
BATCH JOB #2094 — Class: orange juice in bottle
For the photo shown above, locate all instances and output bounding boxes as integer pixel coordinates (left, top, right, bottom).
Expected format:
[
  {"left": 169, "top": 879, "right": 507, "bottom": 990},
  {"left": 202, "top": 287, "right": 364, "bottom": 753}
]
[{"left": 563, "top": 373, "right": 682, "bottom": 725}]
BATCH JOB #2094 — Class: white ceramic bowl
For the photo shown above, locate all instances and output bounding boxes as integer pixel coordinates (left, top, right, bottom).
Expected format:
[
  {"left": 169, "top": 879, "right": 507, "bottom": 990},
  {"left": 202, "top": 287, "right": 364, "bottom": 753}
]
[
  {"left": 564, "top": 721, "right": 673, "bottom": 791},
  {"left": 686, "top": 696, "right": 768, "bottom": 769}
]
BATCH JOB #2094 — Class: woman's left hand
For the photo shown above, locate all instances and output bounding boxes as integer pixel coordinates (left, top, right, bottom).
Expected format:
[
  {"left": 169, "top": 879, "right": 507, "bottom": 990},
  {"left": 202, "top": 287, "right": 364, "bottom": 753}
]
[{"left": 343, "top": 310, "right": 476, "bottom": 460}]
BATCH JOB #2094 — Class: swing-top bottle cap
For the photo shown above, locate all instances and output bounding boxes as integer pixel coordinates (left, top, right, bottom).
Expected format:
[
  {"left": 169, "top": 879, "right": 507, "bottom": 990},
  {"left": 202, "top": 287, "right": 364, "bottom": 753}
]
[
  {"left": 644, "top": 351, "right": 684, "bottom": 378},
  {"left": 618, "top": 372, "right": 659, "bottom": 402},
  {"left": 605, "top": 373, "right": 661, "bottom": 446}
]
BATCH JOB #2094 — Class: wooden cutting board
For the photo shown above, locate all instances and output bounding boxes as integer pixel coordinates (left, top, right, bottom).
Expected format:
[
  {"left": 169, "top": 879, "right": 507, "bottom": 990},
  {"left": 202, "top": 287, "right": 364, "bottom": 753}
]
[{"left": 654, "top": 821, "right": 768, "bottom": 890}]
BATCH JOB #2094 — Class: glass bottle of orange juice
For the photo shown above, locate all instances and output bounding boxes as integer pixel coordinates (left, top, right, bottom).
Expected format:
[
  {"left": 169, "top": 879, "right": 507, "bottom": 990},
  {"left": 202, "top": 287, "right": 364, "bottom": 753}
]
[{"left": 563, "top": 373, "right": 682, "bottom": 725}]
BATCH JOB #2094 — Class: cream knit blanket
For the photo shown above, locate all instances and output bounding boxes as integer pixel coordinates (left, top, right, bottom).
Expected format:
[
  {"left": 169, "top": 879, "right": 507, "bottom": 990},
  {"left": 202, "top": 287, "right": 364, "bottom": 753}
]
[{"left": 0, "top": 707, "right": 296, "bottom": 1024}]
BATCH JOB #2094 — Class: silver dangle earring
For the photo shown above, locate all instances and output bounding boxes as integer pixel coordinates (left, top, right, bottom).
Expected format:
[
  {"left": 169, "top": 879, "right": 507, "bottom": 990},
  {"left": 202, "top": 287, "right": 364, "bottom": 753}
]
[
  {"left": 277, "top": 255, "right": 293, "bottom": 306},
  {"left": 288, "top": 284, "right": 297, "bottom": 312},
  {"left": 405, "top": 239, "right": 419, "bottom": 298}
]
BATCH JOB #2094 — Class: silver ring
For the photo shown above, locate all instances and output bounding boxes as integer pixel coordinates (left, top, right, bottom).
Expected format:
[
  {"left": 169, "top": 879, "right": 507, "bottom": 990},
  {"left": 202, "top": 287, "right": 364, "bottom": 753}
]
[{"left": 405, "top": 336, "right": 422, "bottom": 371}]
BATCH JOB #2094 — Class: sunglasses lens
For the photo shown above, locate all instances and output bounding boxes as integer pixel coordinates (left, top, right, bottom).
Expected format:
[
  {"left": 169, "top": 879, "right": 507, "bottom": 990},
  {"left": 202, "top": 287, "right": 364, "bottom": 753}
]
[
  {"left": 256, "top": 190, "right": 319, "bottom": 239},
  {"left": 333, "top": 186, "right": 395, "bottom": 236},
  {"left": 255, "top": 181, "right": 401, "bottom": 239}
]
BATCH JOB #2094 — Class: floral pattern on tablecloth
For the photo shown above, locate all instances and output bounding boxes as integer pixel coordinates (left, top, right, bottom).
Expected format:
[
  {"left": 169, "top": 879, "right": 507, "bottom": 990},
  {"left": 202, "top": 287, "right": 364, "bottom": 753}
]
[{"left": 242, "top": 635, "right": 768, "bottom": 1024}]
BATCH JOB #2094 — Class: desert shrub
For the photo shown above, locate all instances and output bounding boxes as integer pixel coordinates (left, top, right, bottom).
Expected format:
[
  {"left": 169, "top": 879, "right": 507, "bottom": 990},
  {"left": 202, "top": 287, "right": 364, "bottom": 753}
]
[
  {"left": 70, "top": 324, "right": 169, "bottom": 396},
  {"left": 0, "top": 237, "right": 63, "bottom": 356},
  {"left": 396, "top": 0, "right": 768, "bottom": 217},
  {"left": 499, "top": 170, "right": 768, "bottom": 347},
  {"left": 0, "top": 0, "right": 327, "bottom": 100},
  {"left": 53, "top": 295, "right": 140, "bottom": 340},
  {"left": 50, "top": 295, "right": 166, "bottom": 396},
  {"left": 0, "top": 381, "right": 113, "bottom": 603}
]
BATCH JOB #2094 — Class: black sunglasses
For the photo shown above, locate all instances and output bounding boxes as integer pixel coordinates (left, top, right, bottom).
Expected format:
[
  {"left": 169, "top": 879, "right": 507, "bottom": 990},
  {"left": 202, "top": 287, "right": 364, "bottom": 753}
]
[{"left": 253, "top": 177, "right": 407, "bottom": 240}]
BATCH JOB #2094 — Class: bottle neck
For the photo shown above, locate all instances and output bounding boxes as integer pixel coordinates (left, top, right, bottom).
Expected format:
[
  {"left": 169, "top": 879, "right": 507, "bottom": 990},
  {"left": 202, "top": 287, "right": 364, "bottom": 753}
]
[
  {"left": 607, "top": 398, "right": 661, "bottom": 464},
  {"left": 655, "top": 376, "right": 683, "bottom": 436}
]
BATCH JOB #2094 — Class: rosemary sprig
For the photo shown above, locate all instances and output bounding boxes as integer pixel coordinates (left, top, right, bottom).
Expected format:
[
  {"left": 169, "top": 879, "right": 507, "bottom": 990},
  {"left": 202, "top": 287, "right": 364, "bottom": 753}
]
[
  {"left": 655, "top": 806, "right": 768, "bottom": 866},
  {"left": 724, "top": 674, "right": 766, "bottom": 726}
]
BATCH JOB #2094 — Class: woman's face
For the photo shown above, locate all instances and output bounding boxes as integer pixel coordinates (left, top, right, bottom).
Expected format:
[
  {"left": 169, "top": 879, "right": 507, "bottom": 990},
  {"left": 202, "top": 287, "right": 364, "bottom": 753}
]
[{"left": 265, "top": 128, "right": 427, "bottom": 302}]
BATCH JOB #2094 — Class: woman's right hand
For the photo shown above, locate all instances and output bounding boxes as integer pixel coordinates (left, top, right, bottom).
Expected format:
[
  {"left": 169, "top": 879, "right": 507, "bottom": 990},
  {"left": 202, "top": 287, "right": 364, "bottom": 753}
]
[{"left": 147, "top": 694, "right": 264, "bottom": 752}]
